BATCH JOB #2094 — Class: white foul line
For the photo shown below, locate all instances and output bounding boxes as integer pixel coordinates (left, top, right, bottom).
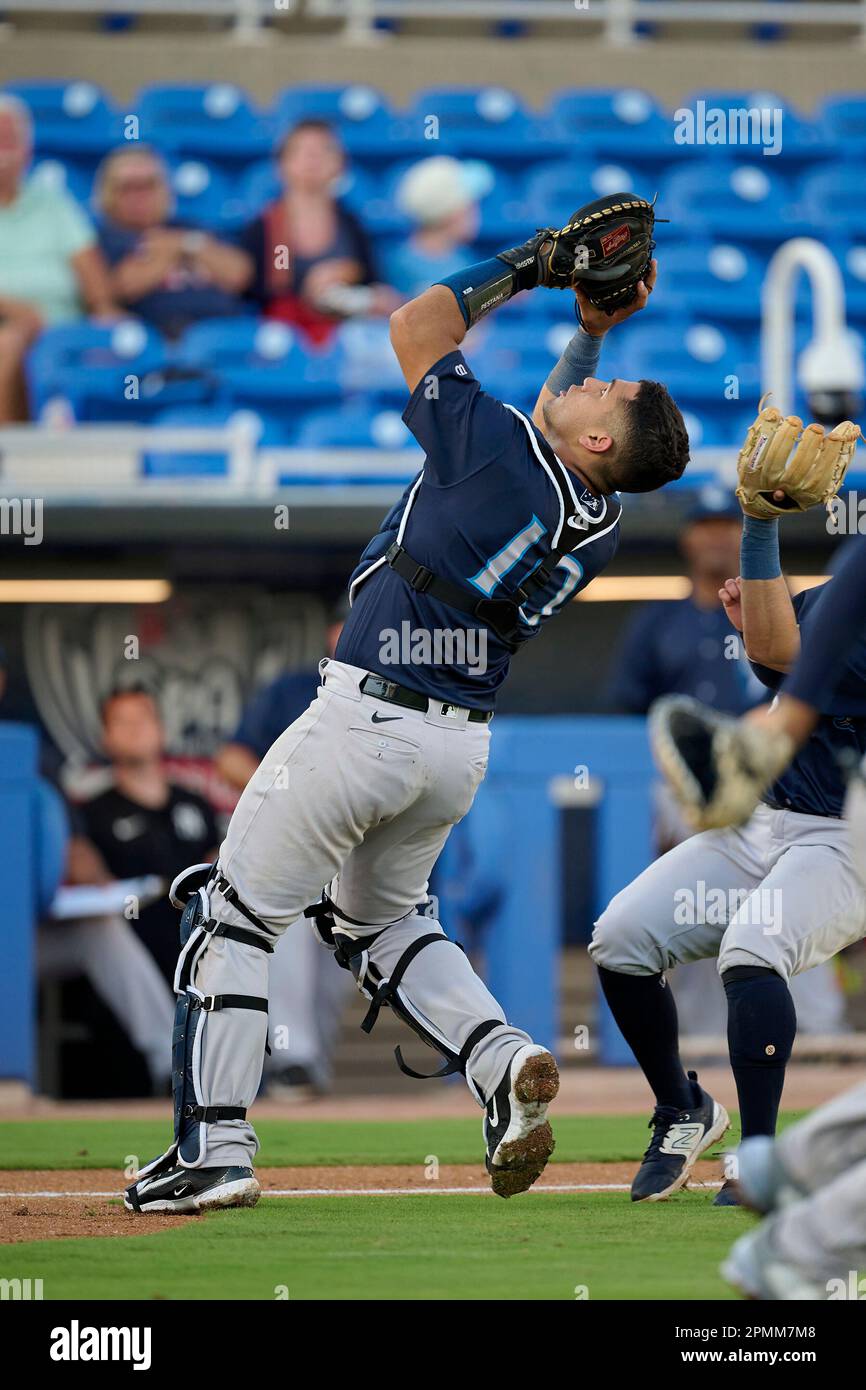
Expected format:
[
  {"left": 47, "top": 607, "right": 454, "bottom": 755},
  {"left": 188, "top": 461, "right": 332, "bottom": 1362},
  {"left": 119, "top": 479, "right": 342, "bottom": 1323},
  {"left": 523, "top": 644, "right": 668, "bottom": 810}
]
[{"left": 0, "top": 1181, "right": 723, "bottom": 1199}]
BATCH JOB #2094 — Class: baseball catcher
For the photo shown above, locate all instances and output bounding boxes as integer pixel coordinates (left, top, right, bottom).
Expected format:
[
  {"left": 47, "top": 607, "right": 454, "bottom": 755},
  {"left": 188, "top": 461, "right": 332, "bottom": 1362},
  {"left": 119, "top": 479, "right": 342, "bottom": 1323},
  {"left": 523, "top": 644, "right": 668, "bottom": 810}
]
[{"left": 125, "top": 188, "right": 689, "bottom": 1216}]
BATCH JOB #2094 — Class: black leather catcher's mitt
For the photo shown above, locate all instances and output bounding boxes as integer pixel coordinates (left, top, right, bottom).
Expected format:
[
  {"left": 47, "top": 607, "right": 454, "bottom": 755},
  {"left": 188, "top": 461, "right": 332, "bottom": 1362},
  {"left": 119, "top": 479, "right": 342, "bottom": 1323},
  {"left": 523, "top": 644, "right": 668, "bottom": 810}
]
[
  {"left": 649, "top": 696, "right": 795, "bottom": 831},
  {"left": 499, "top": 193, "right": 657, "bottom": 314}
]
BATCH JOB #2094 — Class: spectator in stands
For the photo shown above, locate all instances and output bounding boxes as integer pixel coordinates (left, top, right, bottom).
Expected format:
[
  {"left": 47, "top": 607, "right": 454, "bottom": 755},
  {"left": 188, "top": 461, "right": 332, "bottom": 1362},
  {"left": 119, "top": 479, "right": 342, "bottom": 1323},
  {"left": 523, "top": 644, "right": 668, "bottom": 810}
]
[
  {"left": 215, "top": 603, "right": 350, "bottom": 1099},
  {"left": 94, "top": 145, "right": 253, "bottom": 339},
  {"left": 0, "top": 94, "right": 117, "bottom": 422},
  {"left": 240, "top": 119, "right": 397, "bottom": 344},
  {"left": 388, "top": 156, "right": 489, "bottom": 300},
  {"left": 68, "top": 686, "right": 220, "bottom": 986}
]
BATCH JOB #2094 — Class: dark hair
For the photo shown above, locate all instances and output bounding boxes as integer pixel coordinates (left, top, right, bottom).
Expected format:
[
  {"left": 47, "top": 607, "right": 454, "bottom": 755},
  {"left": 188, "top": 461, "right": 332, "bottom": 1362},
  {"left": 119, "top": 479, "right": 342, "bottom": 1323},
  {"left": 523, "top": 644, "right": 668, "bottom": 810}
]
[
  {"left": 100, "top": 683, "right": 157, "bottom": 723},
  {"left": 276, "top": 119, "right": 342, "bottom": 159},
  {"left": 615, "top": 379, "right": 690, "bottom": 493}
]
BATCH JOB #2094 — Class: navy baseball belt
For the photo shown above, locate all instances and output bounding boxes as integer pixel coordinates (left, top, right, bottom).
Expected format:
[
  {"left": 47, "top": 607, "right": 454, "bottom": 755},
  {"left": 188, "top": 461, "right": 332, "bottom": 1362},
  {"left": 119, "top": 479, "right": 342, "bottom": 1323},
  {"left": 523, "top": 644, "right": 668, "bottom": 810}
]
[{"left": 359, "top": 672, "right": 493, "bottom": 723}]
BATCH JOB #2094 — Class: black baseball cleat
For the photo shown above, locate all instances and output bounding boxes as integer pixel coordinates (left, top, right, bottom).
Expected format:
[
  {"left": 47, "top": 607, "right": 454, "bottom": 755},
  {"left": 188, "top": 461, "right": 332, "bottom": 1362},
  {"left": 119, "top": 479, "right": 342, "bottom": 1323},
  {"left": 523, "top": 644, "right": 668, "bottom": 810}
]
[
  {"left": 631, "top": 1071, "right": 730, "bottom": 1202},
  {"left": 712, "top": 1179, "right": 742, "bottom": 1207},
  {"left": 124, "top": 1163, "right": 260, "bottom": 1215},
  {"left": 484, "top": 1044, "right": 560, "bottom": 1198}
]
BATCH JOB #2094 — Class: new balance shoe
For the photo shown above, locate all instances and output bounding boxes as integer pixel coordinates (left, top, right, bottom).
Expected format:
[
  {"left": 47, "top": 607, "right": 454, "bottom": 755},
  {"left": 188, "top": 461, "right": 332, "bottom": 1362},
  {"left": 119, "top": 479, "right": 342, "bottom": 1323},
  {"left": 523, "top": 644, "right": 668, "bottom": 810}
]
[
  {"left": 484, "top": 1044, "right": 560, "bottom": 1198},
  {"left": 631, "top": 1071, "right": 730, "bottom": 1202},
  {"left": 712, "top": 1179, "right": 741, "bottom": 1207},
  {"left": 124, "top": 1163, "right": 260, "bottom": 1215}
]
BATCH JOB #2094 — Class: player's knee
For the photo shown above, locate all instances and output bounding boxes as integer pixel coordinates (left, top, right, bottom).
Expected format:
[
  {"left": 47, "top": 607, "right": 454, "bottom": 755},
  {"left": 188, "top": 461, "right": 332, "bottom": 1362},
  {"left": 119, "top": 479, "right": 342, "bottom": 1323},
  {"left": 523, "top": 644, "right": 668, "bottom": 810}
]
[{"left": 590, "top": 900, "right": 663, "bottom": 975}]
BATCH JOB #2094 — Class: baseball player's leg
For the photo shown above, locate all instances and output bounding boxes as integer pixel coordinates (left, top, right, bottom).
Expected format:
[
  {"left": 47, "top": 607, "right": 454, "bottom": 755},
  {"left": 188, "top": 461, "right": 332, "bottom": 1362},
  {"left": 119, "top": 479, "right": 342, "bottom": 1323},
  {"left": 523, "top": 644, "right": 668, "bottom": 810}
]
[
  {"left": 588, "top": 824, "right": 766, "bottom": 1199},
  {"left": 733, "top": 1080, "right": 866, "bottom": 1216},
  {"left": 324, "top": 712, "right": 558, "bottom": 1196},
  {"left": 718, "top": 821, "right": 866, "bottom": 1146},
  {"left": 126, "top": 670, "right": 432, "bottom": 1210}
]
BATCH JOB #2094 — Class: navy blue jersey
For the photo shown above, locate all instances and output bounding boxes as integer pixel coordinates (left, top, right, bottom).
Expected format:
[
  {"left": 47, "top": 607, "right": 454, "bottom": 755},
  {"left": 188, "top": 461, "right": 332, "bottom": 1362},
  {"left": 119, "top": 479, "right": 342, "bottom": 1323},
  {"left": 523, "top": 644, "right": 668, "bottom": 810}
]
[
  {"left": 336, "top": 350, "right": 622, "bottom": 707},
  {"left": 753, "top": 586, "right": 866, "bottom": 818},
  {"left": 608, "top": 597, "right": 764, "bottom": 716}
]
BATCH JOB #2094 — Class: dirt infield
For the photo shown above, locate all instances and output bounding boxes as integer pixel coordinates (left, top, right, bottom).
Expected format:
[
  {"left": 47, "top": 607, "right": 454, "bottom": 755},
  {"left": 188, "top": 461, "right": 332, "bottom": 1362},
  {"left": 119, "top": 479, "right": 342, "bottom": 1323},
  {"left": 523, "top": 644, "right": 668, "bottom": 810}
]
[
  {"left": 2, "top": 1062, "right": 862, "bottom": 1121},
  {"left": 0, "top": 1160, "right": 726, "bottom": 1244}
]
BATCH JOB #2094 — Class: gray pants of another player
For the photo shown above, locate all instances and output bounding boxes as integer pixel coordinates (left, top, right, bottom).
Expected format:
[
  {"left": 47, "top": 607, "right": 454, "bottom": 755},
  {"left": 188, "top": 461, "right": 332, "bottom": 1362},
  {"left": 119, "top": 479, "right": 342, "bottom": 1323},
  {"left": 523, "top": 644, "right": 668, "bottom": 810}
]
[
  {"left": 185, "top": 658, "right": 531, "bottom": 1170},
  {"left": 590, "top": 803, "right": 866, "bottom": 981},
  {"left": 766, "top": 1082, "right": 866, "bottom": 1288}
]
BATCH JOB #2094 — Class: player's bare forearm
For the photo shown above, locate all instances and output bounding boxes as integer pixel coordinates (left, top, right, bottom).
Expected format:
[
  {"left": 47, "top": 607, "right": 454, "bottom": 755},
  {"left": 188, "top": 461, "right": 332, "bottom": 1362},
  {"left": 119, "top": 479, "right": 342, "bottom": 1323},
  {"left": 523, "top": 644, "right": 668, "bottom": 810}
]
[
  {"left": 740, "top": 574, "right": 801, "bottom": 671},
  {"left": 389, "top": 287, "right": 468, "bottom": 394}
]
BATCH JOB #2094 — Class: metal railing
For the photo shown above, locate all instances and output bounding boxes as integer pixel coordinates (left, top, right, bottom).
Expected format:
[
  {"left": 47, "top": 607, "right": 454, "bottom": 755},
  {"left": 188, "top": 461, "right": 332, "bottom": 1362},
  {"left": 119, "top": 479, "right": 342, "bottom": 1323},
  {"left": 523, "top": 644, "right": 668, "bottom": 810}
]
[{"left": 2, "top": 0, "right": 866, "bottom": 44}]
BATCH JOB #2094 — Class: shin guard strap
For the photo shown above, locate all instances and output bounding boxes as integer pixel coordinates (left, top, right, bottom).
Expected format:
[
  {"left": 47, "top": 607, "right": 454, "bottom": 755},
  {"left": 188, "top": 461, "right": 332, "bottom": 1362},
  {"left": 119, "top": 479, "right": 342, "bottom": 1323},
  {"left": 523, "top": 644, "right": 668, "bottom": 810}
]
[
  {"left": 360, "top": 933, "right": 455, "bottom": 1034},
  {"left": 183, "top": 1104, "right": 246, "bottom": 1124},
  {"left": 394, "top": 1016, "right": 502, "bottom": 1081}
]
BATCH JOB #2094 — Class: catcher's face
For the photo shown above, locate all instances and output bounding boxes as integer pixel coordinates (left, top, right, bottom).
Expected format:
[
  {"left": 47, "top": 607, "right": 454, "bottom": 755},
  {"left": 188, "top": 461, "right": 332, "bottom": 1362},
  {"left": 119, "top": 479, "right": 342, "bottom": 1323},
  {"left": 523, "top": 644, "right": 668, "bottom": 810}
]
[{"left": 542, "top": 377, "right": 640, "bottom": 484}]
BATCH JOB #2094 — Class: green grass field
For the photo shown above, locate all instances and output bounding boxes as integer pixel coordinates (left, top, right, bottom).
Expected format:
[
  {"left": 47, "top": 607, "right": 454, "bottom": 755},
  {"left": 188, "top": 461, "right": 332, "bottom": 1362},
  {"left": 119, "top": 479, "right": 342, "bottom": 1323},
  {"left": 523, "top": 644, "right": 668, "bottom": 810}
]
[{"left": 1, "top": 1113, "right": 800, "bottom": 1301}]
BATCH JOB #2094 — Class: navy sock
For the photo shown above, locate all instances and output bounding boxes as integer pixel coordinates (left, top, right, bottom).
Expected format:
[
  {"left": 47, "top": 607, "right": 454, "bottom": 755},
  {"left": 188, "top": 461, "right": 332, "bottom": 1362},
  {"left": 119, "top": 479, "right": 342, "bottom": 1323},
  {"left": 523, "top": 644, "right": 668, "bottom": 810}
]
[
  {"left": 597, "top": 966, "right": 694, "bottom": 1110},
  {"left": 723, "top": 965, "right": 796, "bottom": 1140}
]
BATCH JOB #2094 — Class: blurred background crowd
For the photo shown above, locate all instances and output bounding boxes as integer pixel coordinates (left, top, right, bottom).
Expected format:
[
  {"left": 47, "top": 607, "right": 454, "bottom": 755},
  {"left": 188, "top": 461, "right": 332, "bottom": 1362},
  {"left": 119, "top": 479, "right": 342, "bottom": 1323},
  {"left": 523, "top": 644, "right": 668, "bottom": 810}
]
[{"left": 2, "top": 0, "right": 866, "bottom": 1100}]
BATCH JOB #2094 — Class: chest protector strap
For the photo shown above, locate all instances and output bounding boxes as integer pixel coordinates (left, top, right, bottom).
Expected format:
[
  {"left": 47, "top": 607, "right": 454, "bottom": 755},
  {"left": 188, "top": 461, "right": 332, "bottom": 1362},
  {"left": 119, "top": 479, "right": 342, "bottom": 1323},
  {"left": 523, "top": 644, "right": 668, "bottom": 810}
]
[{"left": 385, "top": 524, "right": 592, "bottom": 649}]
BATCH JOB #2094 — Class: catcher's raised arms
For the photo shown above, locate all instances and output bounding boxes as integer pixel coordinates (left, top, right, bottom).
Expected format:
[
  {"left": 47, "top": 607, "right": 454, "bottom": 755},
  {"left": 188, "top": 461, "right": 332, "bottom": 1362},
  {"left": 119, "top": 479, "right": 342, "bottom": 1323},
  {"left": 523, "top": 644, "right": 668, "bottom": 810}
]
[
  {"left": 649, "top": 696, "right": 795, "bottom": 832},
  {"left": 735, "top": 406, "right": 860, "bottom": 520},
  {"left": 499, "top": 193, "right": 656, "bottom": 314}
]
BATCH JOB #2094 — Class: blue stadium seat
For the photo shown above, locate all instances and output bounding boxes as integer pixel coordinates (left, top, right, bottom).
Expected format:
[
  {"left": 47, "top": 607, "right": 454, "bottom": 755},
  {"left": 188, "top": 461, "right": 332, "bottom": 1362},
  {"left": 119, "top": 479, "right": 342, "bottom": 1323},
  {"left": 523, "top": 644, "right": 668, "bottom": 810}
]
[
  {"left": 336, "top": 320, "right": 408, "bottom": 403},
  {"left": 6, "top": 81, "right": 124, "bottom": 158},
  {"left": 167, "top": 160, "right": 241, "bottom": 231},
  {"left": 295, "top": 401, "right": 417, "bottom": 450},
  {"left": 653, "top": 241, "right": 766, "bottom": 324},
  {"left": 545, "top": 89, "right": 674, "bottom": 163},
  {"left": 834, "top": 242, "right": 866, "bottom": 330},
  {"left": 234, "top": 159, "right": 280, "bottom": 219},
  {"left": 135, "top": 84, "right": 272, "bottom": 164},
  {"left": 797, "top": 166, "right": 866, "bottom": 240},
  {"left": 525, "top": 161, "right": 643, "bottom": 226},
  {"left": 618, "top": 319, "right": 759, "bottom": 405},
  {"left": 661, "top": 163, "right": 806, "bottom": 244},
  {"left": 819, "top": 96, "right": 866, "bottom": 153},
  {"left": 270, "top": 85, "right": 418, "bottom": 162},
  {"left": 405, "top": 88, "right": 548, "bottom": 162},
  {"left": 26, "top": 320, "right": 171, "bottom": 422},
  {"left": 174, "top": 318, "right": 341, "bottom": 406},
  {"left": 30, "top": 157, "right": 94, "bottom": 208}
]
